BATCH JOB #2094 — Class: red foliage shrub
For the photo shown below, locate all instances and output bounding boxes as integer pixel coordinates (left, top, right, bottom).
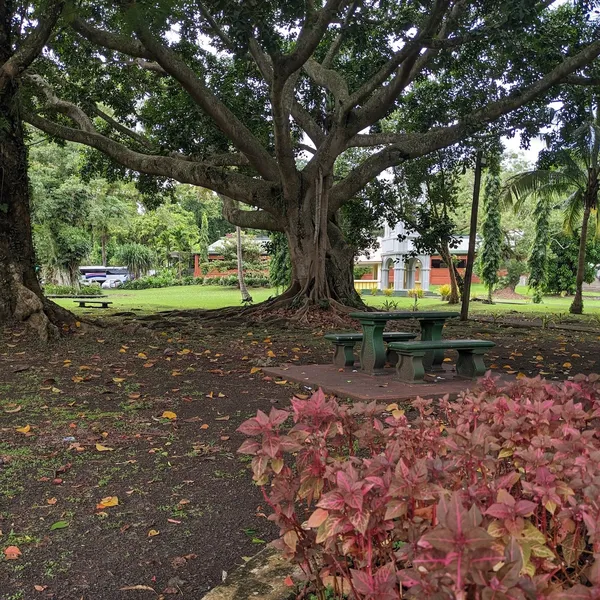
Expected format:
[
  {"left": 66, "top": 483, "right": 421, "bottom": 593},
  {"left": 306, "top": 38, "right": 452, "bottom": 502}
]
[{"left": 238, "top": 374, "right": 600, "bottom": 600}]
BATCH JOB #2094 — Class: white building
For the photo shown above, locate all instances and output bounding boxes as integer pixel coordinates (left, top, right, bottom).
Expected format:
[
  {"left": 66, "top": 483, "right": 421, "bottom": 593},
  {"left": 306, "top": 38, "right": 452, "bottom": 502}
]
[{"left": 355, "top": 222, "right": 473, "bottom": 295}]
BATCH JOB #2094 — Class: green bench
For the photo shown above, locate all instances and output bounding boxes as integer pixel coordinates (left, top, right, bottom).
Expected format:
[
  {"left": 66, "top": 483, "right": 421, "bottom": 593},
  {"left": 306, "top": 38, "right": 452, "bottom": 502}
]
[
  {"left": 74, "top": 300, "right": 113, "bottom": 309},
  {"left": 387, "top": 339, "right": 495, "bottom": 383},
  {"left": 324, "top": 332, "right": 417, "bottom": 368}
]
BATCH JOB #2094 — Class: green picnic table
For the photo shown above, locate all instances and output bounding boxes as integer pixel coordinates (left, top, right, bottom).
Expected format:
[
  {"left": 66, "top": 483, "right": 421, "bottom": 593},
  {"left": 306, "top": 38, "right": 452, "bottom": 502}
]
[{"left": 349, "top": 311, "right": 460, "bottom": 375}]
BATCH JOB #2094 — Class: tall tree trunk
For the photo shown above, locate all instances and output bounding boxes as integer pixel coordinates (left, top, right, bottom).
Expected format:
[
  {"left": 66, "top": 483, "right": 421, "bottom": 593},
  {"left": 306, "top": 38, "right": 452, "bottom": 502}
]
[
  {"left": 236, "top": 226, "right": 252, "bottom": 303},
  {"left": 570, "top": 203, "right": 591, "bottom": 315},
  {"left": 0, "top": 84, "right": 72, "bottom": 339},
  {"left": 283, "top": 174, "right": 364, "bottom": 309},
  {"left": 0, "top": 7, "right": 73, "bottom": 340},
  {"left": 439, "top": 244, "right": 460, "bottom": 304},
  {"left": 101, "top": 233, "right": 107, "bottom": 266}
]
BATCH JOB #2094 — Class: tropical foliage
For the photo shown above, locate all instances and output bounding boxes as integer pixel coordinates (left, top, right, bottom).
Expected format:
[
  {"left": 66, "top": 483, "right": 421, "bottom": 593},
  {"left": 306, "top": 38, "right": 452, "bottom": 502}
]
[{"left": 239, "top": 376, "right": 600, "bottom": 599}]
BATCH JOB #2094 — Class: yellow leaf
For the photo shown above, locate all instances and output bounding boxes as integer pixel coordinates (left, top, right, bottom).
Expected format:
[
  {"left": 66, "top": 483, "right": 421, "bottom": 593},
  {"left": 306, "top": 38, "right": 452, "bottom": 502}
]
[
  {"left": 516, "top": 372, "right": 526, "bottom": 380},
  {"left": 177, "top": 348, "right": 191, "bottom": 355},
  {"left": 386, "top": 403, "right": 398, "bottom": 411},
  {"left": 119, "top": 348, "right": 126, "bottom": 353},
  {"left": 267, "top": 350, "right": 276, "bottom": 358},
  {"left": 250, "top": 367, "right": 262, "bottom": 374},
  {"left": 97, "top": 496, "right": 119, "bottom": 509},
  {"left": 95, "top": 443, "right": 113, "bottom": 452},
  {"left": 161, "top": 411, "right": 177, "bottom": 420},
  {"left": 147, "top": 529, "right": 160, "bottom": 537},
  {"left": 275, "top": 380, "right": 287, "bottom": 385},
  {"left": 392, "top": 409, "right": 405, "bottom": 419},
  {"left": 72, "top": 376, "right": 84, "bottom": 383},
  {"left": 571, "top": 353, "right": 581, "bottom": 358},
  {"left": 15, "top": 424, "right": 31, "bottom": 434},
  {"left": 503, "top": 365, "right": 512, "bottom": 369},
  {"left": 137, "top": 352, "right": 148, "bottom": 359},
  {"left": 498, "top": 448, "right": 514, "bottom": 459},
  {"left": 443, "top": 357, "right": 452, "bottom": 362},
  {"left": 113, "top": 378, "right": 125, "bottom": 383},
  {"left": 563, "top": 362, "right": 572, "bottom": 369},
  {"left": 51, "top": 387, "right": 62, "bottom": 393},
  {"left": 218, "top": 392, "right": 226, "bottom": 398},
  {"left": 292, "top": 347, "right": 301, "bottom": 352},
  {"left": 263, "top": 338, "right": 271, "bottom": 343},
  {"left": 535, "top": 355, "right": 544, "bottom": 361}
]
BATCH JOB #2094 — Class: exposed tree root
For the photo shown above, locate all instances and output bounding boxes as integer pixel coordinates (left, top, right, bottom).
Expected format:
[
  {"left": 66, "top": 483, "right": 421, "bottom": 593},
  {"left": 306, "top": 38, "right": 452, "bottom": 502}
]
[{"left": 139, "top": 286, "right": 369, "bottom": 328}]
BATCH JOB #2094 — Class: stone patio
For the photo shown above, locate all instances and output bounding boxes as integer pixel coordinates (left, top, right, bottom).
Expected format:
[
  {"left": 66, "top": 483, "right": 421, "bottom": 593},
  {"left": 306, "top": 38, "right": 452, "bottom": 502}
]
[{"left": 263, "top": 362, "right": 503, "bottom": 402}]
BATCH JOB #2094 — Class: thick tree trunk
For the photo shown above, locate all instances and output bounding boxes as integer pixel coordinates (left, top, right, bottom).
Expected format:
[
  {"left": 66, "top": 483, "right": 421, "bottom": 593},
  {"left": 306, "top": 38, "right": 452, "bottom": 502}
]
[
  {"left": 282, "top": 174, "right": 364, "bottom": 310},
  {"left": 0, "top": 79, "right": 73, "bottom": 339},
  {"left": 570, "top": 204, "right": 591, "bottom": 315},
  {"left": 439, "top": 244, "right": 460, "bottom": 304}
]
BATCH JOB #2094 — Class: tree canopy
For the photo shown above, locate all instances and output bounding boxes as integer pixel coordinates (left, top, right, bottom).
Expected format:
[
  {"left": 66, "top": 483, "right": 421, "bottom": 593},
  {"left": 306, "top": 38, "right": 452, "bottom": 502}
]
[{"left": 9, "top": 0, "right": 600, "bottom": 311}]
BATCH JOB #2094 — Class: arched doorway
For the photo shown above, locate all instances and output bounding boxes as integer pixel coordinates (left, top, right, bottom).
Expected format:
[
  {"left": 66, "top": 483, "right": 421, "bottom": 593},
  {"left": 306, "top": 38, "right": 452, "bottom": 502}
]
[
  {"left": 385, "top": 258, "right": 395, "bottom": 288},
  {"left": 404, "top": 258, "right": 422, "bottom": 289}
]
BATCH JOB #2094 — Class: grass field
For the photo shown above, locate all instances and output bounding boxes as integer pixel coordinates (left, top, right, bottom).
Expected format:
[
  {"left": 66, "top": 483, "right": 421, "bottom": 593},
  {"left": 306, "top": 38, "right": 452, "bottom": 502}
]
[{"left": 52, "top": 283, "right": 600, "bottom": 320}]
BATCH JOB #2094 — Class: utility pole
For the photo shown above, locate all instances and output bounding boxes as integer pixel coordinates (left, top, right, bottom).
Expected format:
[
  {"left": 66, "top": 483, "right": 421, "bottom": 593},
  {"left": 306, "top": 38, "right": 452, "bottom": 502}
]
[{"left": 460, "top": 151, "right": 485, "bottom": 321}]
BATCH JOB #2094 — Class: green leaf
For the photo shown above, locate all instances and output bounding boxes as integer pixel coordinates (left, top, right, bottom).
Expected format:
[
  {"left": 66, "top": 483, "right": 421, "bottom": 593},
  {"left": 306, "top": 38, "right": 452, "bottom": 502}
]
[{"left": 50, "top": 521, "right": 69, "bottom": 530}]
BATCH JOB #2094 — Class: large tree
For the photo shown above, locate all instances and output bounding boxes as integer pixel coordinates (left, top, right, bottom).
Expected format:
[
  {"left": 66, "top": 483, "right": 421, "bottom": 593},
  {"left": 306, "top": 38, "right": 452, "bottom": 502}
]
[
  {"left": 0, "top": 0, "right": 73, "bottom": 339},
  {"left": 18, "top": 0, "right": 600, "bottom": 313}
]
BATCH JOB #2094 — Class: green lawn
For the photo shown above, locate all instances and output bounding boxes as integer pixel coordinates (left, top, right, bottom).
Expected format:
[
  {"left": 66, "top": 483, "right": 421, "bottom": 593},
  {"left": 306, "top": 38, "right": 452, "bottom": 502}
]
[
  {"left": 365, "top": 283, "right": 600, "bottom": 319},
  {"left": 52, "top": 283, "right": 600, "bottom": 321},
  {"left": 54, "top": 285, "right": 280, "bottom": 313}
]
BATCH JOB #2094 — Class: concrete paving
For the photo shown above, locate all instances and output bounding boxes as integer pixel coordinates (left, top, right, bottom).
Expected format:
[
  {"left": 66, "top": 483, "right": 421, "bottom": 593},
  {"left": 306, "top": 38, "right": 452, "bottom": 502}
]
[{"left": 263, "top": 362, "right": 496, "bottom": 402}]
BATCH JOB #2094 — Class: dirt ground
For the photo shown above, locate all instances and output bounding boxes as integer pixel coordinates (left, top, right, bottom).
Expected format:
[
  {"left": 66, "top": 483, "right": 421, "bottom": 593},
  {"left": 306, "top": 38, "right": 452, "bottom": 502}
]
[{"left": 0, "top": 312, "right": 598, "bottom": 600}]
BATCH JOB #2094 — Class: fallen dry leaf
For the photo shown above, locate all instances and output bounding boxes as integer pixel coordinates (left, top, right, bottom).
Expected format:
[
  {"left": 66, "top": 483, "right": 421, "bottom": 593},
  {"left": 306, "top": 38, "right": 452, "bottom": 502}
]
[
  {"left": 250, "top": 367, "right": 262, "bottom": 374},
  {"left": 200, "top": 424, "right": 209, "bottom": 430},
  {"left": 4, "top": 546, "right": 22, "bottom": 560},
  {"left": 95, "top": 443, "right": 114, "bottom": 452},
  {"left": 46, "top": 497, "right": 57, "bottom": 505},
  {"left": 148, "top": 529, "right": 160, "bottom": 537},
  {"left": 15, "top": 424, "right": 31, "bottom": 434},
  {"left": 161, "top": 411, "right": 177, "bottom": 420},
  {"left": 215, "top": 415, "right": 230, "bottom": 421},
  {"left": 96, "top": 496, "right": 119, "bottom": 509},
  {"left": 119, "top": 585, "right": 156, "bottom": 592}
]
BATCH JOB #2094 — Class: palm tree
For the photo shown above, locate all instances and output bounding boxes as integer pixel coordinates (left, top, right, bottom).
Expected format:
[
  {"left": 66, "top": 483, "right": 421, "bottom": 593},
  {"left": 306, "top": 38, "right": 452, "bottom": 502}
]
[{"left": 502, "top": 115, "right": 600, "bottom": 314}]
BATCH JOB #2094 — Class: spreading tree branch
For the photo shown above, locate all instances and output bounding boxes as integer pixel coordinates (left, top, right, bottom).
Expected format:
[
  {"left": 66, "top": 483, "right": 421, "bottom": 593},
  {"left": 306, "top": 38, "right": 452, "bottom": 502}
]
[
  {"left": 127, "top": 8, "right": 280, "bottom": 182},
  {"left": 221, "top": 196, "right": 283, "bottom": 231},
  {"left": 277, "top": 0, "right": 347, "bottom": 80},
  {"left": 331, "top": 39, "right": 600, "bottom": 210},
  {"left": 25, "top": 112, "right": 280, "bottom": 210},
  {"left": 0, "top": 0, "right": 64, "bottom": 92}
]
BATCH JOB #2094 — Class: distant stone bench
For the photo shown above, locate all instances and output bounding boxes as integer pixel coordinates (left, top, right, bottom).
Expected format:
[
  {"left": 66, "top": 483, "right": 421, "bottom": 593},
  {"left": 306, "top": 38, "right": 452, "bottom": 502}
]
[
  {"left": 387, "top": 339, "right": 495, "bottom": 382},
  {"left": 74, "top": 300, "right": 113, "bottom": 309},
  {"left": 324, "top": 332, "right": 417, "bottom": 367}
]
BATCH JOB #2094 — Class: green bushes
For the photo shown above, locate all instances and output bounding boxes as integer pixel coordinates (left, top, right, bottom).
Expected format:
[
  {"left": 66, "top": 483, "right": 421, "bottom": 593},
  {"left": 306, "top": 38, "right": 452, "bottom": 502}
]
[
  {"left": 120, "top": 270, "right": 270, "bottom": 290},
  {"left": 44, "top": 283, "right": 103, "bottom": 296}
]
